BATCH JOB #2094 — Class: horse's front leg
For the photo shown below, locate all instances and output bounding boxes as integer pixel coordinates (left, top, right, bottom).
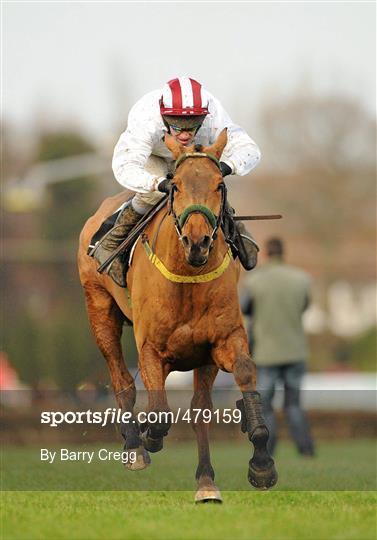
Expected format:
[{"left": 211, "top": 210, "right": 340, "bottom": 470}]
[
  {"left": 138, "top": 343, "right": 172, "bottom": 453},
  {"left": 83, "top": 284, "right": 150, "bottom": 470},
  {"left": 213, "top": 328, "right": 278, "bottom": 489},
  {"left": 191, "top": 364, "right": 222, "bottom": 503}
]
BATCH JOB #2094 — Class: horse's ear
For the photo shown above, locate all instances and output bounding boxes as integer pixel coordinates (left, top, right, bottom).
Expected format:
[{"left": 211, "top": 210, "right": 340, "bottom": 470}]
[
  {"left": 204, "top": 128, "right": 228, "bottom": 159},
  {"left": 164, "top": 133, "right": 185, "bottom": 159}
]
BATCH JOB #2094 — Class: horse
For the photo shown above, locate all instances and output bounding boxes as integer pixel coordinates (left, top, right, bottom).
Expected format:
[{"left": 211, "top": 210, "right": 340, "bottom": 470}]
[{"left": 77, "top": 129, "right": 277, "bottom": 502}]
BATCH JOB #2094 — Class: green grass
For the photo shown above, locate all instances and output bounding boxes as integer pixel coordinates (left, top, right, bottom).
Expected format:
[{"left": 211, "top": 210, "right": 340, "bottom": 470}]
[
  {"left": 2, "top": 491, "right": 376, "bottom": 540},
  {"left": 1, "top": 440, "right": 376, "bottom": 491},
  {"left": 1, "top": 441, "right": 376, "bottom": 540}
]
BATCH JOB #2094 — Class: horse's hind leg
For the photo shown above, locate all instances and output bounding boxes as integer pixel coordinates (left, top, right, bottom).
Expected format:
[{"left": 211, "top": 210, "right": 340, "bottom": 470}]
[
  {"left": 83, "top": 284, "right": 150, "bottom": 470},
  {"left": 191, "top": 365, "right": 222, "bottom": 504},
  {"left": 213, "top": 328, "right": 277, "bottom": 489}
]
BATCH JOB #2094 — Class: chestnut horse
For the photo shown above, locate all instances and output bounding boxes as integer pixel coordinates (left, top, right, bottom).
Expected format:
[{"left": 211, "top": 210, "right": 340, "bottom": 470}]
[{"left": 78, "top": 129, "right": 277, "bottom": 502}]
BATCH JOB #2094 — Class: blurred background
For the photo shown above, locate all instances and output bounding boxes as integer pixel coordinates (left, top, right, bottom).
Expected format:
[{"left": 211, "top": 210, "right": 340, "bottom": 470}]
[{"left": 1, "top": 2, "right": 375, "bottom": 413}]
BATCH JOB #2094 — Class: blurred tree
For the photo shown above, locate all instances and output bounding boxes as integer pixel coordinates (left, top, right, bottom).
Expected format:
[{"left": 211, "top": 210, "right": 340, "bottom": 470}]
[
  {"left": 35, "top": 131, "right": 99, "bottom": 240},
  {"left": 259, "top": 94, "right": 375, "bottom": 173},
  {"left": 47, "top": 310, "right": 90, "bottom": 393},
  {"left": 45, "top": 304, "right": 110, "bottom": 393},
  {"left": 2, "top": 311, "right": 47, "bottom": 394},
  {"left": 253, "top": 91, "right": 376, "bottom": 371},
  {"left": 349, "top": 328, "right": 377, "bottom": 372},
  {"left": 1, "top": 121, "right": 32, "bottom": 182},
  {"left": 1, "top": 130, "right": 106, "bottom": 392},
  {"left": 257, "top": 92, "right": 376, "bottom": 281},
  {"left": 36, "top": 131, "right": 94, "bottom": 162},
  {"left": 46, "top": 307, "right": 138, "bottom": 392}
]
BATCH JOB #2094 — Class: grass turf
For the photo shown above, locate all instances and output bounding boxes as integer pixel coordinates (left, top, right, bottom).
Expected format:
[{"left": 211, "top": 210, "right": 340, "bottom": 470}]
[
  {"left": 1, "top": 439, "right": 376, "bottom": 491},
  {"left": 1, "top": 440, "right": 376, "bottom": 539},
  {"left": 2, "top": 491, "right": 376, "bottom": 540}
]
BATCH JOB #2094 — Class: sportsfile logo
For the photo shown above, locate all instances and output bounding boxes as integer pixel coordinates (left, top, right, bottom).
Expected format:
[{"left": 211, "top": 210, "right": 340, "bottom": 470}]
[
  {"left": 40, "top": 408, "right": 242, "bottom": 427},
  {"left": 41, "top": 409, "right": 140, "bottom": 428}
]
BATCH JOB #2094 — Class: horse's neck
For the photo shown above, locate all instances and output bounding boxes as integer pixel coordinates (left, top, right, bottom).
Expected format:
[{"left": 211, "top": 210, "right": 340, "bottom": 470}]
[{"left": 149, "top": 210, "right": 228, "bottom": 276}]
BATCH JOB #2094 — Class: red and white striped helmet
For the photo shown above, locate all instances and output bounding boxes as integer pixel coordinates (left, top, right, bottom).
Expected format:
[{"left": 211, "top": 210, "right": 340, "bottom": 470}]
[{"left": 160, "top": 76, "right": 209, "bottom": 116}]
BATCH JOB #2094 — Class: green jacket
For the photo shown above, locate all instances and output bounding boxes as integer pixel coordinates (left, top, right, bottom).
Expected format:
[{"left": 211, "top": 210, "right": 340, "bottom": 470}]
[{"left": 242, "top": 258, "right": 311, "bottom": 365}]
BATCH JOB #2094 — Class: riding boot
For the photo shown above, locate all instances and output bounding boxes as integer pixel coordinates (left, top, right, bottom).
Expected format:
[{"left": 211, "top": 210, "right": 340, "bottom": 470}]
[
  {"left": 90, "top": 201, "right": 143, "bottom": 287},
  {"left": 234, "top": 221, "right": 259, "bottom": 271}
]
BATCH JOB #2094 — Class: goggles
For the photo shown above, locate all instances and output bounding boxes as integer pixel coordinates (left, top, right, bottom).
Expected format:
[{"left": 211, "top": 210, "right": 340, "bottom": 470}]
[
  {"left": 163, "top": 114, "right": 206, "bottom": 134},
  {"left": 168, "top": 124, "right": 198, "bottom": 134}
]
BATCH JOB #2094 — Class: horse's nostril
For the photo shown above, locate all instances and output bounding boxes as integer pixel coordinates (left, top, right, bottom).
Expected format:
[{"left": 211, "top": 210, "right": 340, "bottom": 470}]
[
  {"left": 201, "top": 235, "right": 211, "bottom": 249},
  {"left": 181, "top": 236, "right": 190, "bottom": 247}
]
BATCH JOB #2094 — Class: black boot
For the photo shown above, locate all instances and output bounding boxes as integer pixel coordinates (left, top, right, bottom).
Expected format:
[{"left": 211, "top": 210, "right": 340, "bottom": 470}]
[
  {"left": 235, "top": 221, "right": 259, "bottom": 271},
  {"left": 90, "top": 201, "right": 142, "bottom": 287},
  {"left": 236, "top": 393, "right": 277, "bottom": 489}
]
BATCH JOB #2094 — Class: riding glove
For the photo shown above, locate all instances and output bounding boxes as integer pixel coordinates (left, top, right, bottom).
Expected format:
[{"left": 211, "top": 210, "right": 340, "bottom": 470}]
[
  {"left": 157, "top": 178, "right": 172, "bottom": 193},
  {"left": 220, "top": 162, "right": 232, "bottom": 177}
]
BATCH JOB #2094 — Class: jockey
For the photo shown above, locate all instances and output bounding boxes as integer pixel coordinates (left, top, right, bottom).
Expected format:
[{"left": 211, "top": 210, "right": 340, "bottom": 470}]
[{"left": 92, "top": 76, "right": 261, "bottom": 284}]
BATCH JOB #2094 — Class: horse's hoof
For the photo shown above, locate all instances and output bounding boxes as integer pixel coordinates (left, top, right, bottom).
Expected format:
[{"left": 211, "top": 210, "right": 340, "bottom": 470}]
[
  {"left": 248, "top": 459, "right": 278, "bottom": 490},
  {"left": 195, "top": 486, "right": 223, "bottom": 504},
  {"left": 141, "top": 433, "right": 164, "bottom": 453},
  {"left": 123, "top": 446, "right": 151, "bottom": 471}
]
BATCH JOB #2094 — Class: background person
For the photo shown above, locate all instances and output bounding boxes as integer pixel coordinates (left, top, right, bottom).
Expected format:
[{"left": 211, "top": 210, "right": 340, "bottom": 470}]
[{"left": 241, "top": 237, "right": 315, "bottom": 456}]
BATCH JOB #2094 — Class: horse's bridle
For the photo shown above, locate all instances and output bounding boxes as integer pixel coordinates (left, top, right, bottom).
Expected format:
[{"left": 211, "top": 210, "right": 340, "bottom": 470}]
[{"left": 168, "top": 150, "right": 228, "bottom": 249}]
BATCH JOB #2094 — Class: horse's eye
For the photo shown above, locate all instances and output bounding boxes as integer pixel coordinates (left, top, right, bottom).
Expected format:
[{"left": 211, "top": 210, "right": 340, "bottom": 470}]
[{"left": 217, "top": 182, "right": 225, "bottom": 191}]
